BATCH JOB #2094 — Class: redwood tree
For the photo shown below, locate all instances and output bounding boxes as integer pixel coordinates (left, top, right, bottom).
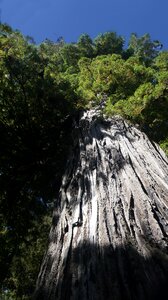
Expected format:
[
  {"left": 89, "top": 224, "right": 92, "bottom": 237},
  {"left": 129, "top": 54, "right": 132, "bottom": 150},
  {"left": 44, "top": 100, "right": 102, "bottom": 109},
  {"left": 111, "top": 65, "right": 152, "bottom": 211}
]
[{"left": 34, "top": 109, "right": 168, "bottom": 300}]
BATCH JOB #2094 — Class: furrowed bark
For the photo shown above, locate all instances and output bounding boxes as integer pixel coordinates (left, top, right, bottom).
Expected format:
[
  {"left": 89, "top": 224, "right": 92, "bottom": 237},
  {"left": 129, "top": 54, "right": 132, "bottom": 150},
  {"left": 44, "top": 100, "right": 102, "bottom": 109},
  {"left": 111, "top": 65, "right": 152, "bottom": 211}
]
[{"left": 34, "top": 109, "right": 168, "bottom": 300}]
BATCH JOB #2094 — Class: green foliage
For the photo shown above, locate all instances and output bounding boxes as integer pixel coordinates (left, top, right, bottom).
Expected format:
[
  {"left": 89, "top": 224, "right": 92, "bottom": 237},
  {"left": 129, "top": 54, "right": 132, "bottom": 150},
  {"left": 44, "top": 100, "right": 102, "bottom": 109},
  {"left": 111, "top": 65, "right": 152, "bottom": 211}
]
[
  {"left": 127, "top": 33, "right": 162, "bottom": 65},
  {"left": 77, "top": 57, "right": 95, "bottom": 104},
  {"left": 94, "top": 32, "right": 124, "bottom": 56},
  {"left": 77, "top": 34, "right": 95, "bottom": 58},
  {"left": 160, "top": 138, "right": 168, "bottom": 156},
  {"left": 0, "top": 24, "right": 76, "bottom": 299},
  {"left": 1, "top": 214, "right": 51, "bottom": 299},
  {"left": 106, "top": 61, "right": 168, "bottom": 143},
  {"left": 154, "top": 51, "right": 168, "bottom": 70}
]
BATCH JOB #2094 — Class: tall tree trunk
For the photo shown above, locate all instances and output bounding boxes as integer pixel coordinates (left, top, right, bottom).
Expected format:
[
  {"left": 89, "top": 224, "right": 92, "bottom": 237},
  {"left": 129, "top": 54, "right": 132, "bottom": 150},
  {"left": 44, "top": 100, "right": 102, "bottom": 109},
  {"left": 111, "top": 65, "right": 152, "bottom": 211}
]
[{"left": 34, "top": 109, "right": 168, "bottom": 300}]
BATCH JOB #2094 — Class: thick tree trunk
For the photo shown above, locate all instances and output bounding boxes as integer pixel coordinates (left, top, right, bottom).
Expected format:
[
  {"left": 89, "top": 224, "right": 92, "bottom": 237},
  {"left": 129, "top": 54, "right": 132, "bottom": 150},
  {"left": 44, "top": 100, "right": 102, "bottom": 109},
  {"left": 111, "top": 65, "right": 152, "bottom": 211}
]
[{"left": 34, "top": 109, "right": 168, "bottom": 300}]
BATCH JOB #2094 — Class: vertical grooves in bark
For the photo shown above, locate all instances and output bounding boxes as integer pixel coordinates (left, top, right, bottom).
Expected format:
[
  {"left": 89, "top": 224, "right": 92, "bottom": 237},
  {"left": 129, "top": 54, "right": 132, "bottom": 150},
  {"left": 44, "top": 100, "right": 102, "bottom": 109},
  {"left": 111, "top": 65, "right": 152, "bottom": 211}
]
[{"left": 34, "top": 109, "right": 168, "bottom": 300}]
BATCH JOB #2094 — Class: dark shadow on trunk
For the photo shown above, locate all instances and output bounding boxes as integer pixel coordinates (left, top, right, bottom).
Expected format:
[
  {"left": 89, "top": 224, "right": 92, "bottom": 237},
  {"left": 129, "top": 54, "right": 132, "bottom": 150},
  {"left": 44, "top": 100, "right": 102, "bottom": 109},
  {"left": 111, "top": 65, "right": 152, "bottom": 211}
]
[{"left": 34, "top": 241, "right": 168, "bottom": 300}]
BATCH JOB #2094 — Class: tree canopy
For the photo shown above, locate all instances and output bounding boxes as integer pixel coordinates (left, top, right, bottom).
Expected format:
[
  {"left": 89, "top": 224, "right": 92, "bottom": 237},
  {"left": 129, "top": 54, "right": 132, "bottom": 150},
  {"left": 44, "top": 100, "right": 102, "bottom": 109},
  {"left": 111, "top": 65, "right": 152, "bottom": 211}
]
[{"left": 0, "top": 23, "right": 168, "bottom": 299}]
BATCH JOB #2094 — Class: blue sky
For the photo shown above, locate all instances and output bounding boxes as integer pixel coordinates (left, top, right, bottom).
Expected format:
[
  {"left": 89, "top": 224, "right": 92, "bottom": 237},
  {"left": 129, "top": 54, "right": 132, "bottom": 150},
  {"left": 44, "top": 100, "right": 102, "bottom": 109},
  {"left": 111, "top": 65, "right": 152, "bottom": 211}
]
[{"left": 0, "top": 0, "right": 168, "bottom": 47}]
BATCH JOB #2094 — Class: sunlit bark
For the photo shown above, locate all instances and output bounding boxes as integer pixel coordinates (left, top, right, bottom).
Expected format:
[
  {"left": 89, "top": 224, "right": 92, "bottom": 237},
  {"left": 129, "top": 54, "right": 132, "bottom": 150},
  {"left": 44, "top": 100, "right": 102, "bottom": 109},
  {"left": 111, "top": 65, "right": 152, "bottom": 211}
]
[{"left": 34, "top": 109, "right": 168, "bottom": 300}]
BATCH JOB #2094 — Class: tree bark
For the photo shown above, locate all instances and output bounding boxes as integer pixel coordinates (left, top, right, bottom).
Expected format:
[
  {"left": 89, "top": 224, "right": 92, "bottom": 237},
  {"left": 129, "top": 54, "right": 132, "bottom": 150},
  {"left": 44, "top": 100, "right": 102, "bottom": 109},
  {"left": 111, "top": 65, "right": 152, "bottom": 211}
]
[{"left": 34, "top": 109, "right": 168, "bottom": 300}]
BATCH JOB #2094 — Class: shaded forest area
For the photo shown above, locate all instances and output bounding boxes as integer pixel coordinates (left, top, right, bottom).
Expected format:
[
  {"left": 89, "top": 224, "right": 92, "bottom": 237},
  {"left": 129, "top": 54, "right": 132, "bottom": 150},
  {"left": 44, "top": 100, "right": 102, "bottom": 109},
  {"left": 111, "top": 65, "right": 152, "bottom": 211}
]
[{"left": 0, "top": 23, "right": 168, "bottom": 298}]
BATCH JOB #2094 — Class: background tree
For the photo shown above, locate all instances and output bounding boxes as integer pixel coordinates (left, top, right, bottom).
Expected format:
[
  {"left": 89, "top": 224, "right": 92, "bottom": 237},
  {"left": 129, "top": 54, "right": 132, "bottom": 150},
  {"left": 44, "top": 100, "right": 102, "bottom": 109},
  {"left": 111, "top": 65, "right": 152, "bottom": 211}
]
[
  {"left": 77, "top": 33, "right": 95, "bottom": 58},
  {"left": 126, "top": 33, "right": 162, "bottom": 65},
  {"left": 94, "top": 32, "right": 124, "bottom": 56}
]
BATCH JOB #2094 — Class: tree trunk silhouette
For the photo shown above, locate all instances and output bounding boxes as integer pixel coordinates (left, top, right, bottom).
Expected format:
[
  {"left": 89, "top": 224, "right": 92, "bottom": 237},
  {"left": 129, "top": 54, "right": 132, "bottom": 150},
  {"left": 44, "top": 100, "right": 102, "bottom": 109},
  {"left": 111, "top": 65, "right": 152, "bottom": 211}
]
[{"left": 34, "top": 109, "right": 168, "bottom": 300}]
